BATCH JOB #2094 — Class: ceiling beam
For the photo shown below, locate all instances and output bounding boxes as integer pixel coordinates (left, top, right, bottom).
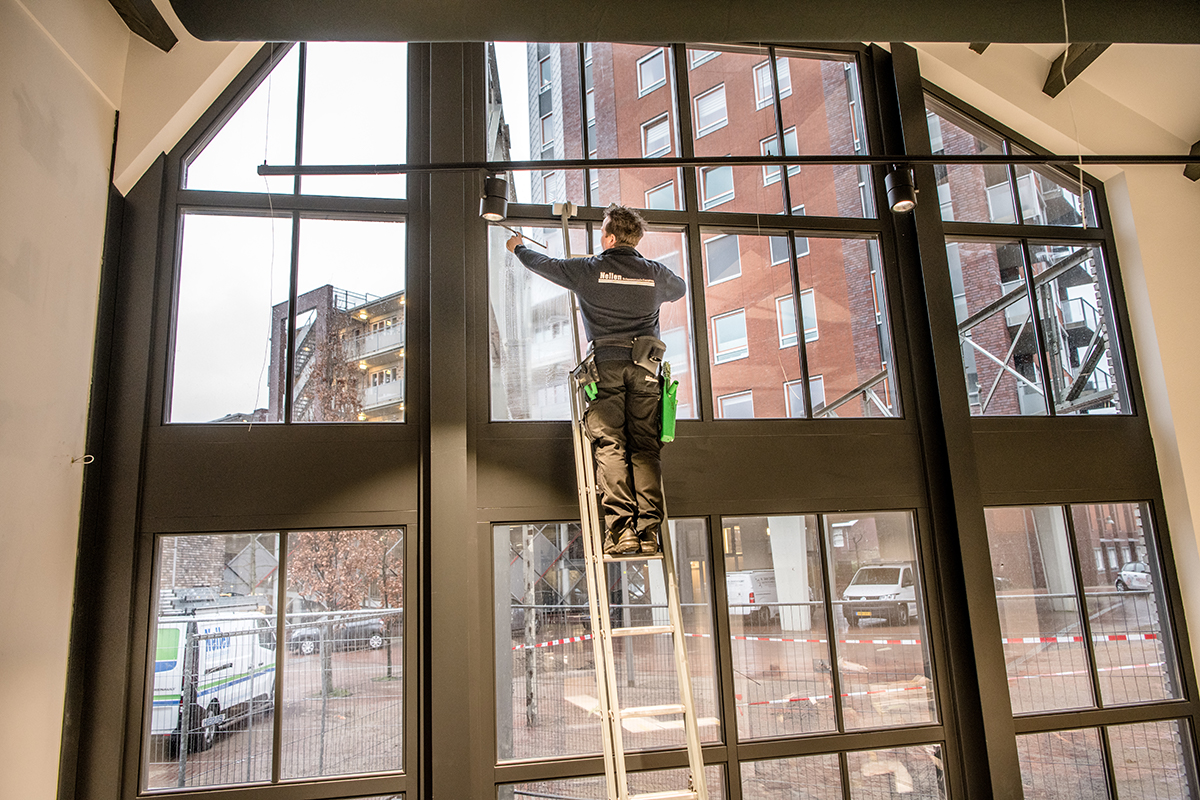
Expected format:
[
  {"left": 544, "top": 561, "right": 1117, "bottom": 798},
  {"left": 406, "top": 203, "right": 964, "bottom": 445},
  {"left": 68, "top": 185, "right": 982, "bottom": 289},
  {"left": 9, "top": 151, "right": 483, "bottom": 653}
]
[
  {"left": 1043, "top": 42, "right": 1111, "bottom": 97},
  {"left": 165, "top": 0, "right": 1200, "bottom": 44},
  {"left": 1185, "top": 141, "right": 1200, "bottom": 182},
  {"left": 108, "top": 0, "right": 177, "bottom": 52}
]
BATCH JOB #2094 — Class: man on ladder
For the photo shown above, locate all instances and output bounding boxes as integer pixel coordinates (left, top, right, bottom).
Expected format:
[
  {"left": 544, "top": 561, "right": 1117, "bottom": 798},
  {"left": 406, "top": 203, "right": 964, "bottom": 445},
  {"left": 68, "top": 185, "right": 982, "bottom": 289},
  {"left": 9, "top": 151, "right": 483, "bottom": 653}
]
[{"left": 507, "top": 204, "right": 685, "bottom": 556}]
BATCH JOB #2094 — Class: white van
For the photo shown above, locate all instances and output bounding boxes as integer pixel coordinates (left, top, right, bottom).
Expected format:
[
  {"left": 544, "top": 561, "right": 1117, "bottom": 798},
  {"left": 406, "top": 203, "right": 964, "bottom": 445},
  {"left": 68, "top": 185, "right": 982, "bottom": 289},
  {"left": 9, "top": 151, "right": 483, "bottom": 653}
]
[
  {"left": 151, "top": 612, "right": 277, "bottom": 752},
  {"left": 841, "top": 563, "right": 918, "bottom": 627},
  {"left": 725, "top": 570, "right": 779, "bottom": 626}
]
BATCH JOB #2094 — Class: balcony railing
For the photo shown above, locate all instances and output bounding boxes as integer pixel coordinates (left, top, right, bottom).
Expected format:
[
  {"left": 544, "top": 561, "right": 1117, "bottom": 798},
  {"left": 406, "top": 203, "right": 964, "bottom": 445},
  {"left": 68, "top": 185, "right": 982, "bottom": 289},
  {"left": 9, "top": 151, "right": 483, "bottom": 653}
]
[
  {"left": 363, "top": 380, "right": 404, "bottom": 409},
  {"left": 350, "top": 326, "right": 405, "bottom": 359}
]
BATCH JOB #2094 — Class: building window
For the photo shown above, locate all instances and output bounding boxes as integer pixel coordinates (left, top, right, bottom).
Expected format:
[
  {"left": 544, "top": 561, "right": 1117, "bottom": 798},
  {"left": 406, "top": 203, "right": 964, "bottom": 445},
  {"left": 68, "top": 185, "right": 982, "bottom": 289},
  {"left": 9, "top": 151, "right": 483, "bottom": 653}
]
[
  {"left": 769, "top": 235, "right": 790, "bottom": 265},
  {"left": 539, "top": 55, "right": 552, "bottom": 89},
  {"left": 809, "top": 374, "right": 826, "bottom": 412},
  {"left": 540, "top": 113, "right": 554, "bottom": 149},
  {"left": 704, "top": 234, "right": 741, "bottom": 285},
  {"left": 645, "top": 180, "right": 676, "bottom": 210},
  {"left": 712, "top": 309, "right": 749, "bottom": 363},
  {"left": 637, "top": 48, "right": 667, "bottom": 96},
  {"left": 641, "top": 113, "right": 672, "bottom": 157},
  {"left": 777, "top": 295, "right": 798, "bottom": 348},
  {"left": 760, "top": 127, "right": 800, "bottom": 184},
  {"left": 753, "top": 58, "right": 792, "bottom": 109},
  {"left": 689, "top": 49, "right": 719, "bottom": 68},
  {"left": 717, "top": 390, "right": 755, "bottom": 418},
  {"left": 699, "top": 165, "right": 734, "bottom": 209},
  {"left": 693, "top": 84, "right": 728, "bottom": 136},
  {"left": 793, "top": 207, "right": 810, "bottom": 256}
]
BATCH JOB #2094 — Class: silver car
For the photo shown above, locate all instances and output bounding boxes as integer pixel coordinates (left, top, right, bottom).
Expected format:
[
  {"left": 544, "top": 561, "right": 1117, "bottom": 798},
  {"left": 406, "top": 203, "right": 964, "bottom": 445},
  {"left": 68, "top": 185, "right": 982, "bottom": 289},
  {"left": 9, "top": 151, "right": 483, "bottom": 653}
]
[{"left": 1115, "top": 562, "right": 1152, "bottom": 592}]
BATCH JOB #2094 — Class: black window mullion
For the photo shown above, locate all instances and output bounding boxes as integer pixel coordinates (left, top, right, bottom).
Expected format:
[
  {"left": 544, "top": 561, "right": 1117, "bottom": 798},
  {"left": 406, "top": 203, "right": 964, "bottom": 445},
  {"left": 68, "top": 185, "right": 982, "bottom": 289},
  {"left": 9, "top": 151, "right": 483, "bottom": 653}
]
[
  {"left": 271, "top": 530, "right": 288, "bottom": 784},
  {"left": 576, "top": 43, "right": 593, "bottom": 208},
  {"left": 816, "top": 514, "right": 848, "bottom": 733},
  {"left": 293, "top": 42, "right": 307, "bottom": 197},
  {"left": 1060, "top": 504, "right": 1107, "bottom": 710},
  {"left": 707, "top": 512, "right": 742, "bottom": 800},
  {"left": 283, "top": 212, "right": 301, "bottom": 423},
  {"left": 1018, "top": 239, "right": 1059, "bottom": 417},
  {"left": 837, "top": 750, "right": 852, "bottom": 799},
  {"left": 1098, "top": 724, "right": 1120, "bottom": 799}
]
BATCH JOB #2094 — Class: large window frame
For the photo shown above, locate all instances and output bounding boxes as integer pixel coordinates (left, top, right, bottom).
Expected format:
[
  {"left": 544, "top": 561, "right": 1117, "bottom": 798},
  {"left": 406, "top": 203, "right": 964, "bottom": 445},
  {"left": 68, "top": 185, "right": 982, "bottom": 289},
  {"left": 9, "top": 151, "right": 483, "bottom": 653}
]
[{"left": 70, "top": 40, "right": 1199, "bottom": 800}]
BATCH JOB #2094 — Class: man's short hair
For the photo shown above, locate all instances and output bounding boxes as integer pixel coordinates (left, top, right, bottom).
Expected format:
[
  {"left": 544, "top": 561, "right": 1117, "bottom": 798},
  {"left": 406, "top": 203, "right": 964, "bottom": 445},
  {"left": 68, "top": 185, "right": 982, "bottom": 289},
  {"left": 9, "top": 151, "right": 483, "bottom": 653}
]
[{"left": 603, "top": 204, "right": 646, "bottom": 246}]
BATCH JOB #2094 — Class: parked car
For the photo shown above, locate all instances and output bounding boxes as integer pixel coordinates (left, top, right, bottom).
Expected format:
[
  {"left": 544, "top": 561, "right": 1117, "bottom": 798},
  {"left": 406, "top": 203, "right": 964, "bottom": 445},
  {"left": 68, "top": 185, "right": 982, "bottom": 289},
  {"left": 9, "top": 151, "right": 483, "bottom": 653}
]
[
  {"left": 726, "top": 569, "right": 779, "bottom": 626},
  {"left": 288, "top": 615, "right": 389, "bottom": 655},
  {"left": 1116, "top": 562, "right": 1152, "bottom": 592},
  {"left": 842, "top": 563, "right": 919, "bottom": 627}
]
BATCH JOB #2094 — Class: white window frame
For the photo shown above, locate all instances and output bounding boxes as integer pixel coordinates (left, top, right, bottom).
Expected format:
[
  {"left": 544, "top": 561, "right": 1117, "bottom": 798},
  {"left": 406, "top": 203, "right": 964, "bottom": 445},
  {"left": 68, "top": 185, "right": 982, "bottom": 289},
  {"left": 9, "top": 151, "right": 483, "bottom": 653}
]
[
  {"left": 645, "top": 180, "right": 676, "bottom": 210},
  {"left": 540, "top": 113, "right": 555, "bottom": 149},
  {"left": 641, "top": 113, "right": 672, "bottom": 158},
  {"left": 769, "top": 235, "right": 790, "bottom": 266},
  {"left": 784, "top": 379, "right": 806, "bottom": 417},
  {"left": 776, "top": 295, "right": 798, "bottom": 348},
  {"left": 793, "top": 206, "right": 810, "bottom": 257},
  {"left": 800, "top": 288, "right": 818, "bottom": 342},
  {"left": 809, "top": 374, "right": 826, "bottom": 412},
  {"left": 541, "top": 171, "right": 557, "bottom": 203},
  {"left": 712, "top": 309, "right": 749, "bottom": 364},
  {"left": 753, "top": 58, "right": 792, "bottom": 110},
  {"left": 700, "top": 165, "right": 734, "bottom": 209},
  {"left": 689, "top": 48, "right": 719, "bottom": 68},
  {"left": 717, "top": 390, "right": 755, "bottom": 419},
  {"left": 539, "top": 56, "right": 552, "bottom": 89},
  {"left": 760, "top": 127, "right": 801, "bottom": 184},
  {"left": 693, "top": 84, "right": 728, "bottom": 137},
  {"left": 637, "top": 48, "right": 667, "bottom": 96},
  {"left": 704, "top": 234, "right": 741, "bottom": 285}
]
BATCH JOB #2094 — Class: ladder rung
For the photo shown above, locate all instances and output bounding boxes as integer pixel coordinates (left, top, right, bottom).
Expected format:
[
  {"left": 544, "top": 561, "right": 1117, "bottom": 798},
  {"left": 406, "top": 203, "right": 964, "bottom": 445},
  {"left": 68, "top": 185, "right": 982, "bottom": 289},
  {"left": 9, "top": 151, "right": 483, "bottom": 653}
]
[
  {"left": 611, "top": 624, "right": 674, "bottom": 637},
  {"left": 620, "top": 703, "right": 685, "bottom": 718},
  {"left": 602, "top": 552, "right": 663, "bottom": 562},
  {"left": 630, "top": 791, "right": 698, "bottom": 800}
]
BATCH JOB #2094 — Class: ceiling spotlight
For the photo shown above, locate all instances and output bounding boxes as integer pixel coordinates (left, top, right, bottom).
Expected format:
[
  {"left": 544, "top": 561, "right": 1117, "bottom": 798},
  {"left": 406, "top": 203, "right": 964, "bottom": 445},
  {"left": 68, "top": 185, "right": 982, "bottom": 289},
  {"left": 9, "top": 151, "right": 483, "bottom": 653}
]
[
  {"left": 480, "top": 174, "right": 509, "bottom": 222},
  {"left": 885, "top": 165, "right": 918, "bottom": 213}
]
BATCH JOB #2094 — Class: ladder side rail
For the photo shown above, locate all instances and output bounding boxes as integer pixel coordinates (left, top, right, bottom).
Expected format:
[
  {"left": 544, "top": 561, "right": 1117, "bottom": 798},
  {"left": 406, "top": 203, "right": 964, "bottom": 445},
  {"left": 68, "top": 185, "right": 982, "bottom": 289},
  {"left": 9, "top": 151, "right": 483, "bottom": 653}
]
[{"left": 658, "top": 517, "right": 710, "bottom": 800}]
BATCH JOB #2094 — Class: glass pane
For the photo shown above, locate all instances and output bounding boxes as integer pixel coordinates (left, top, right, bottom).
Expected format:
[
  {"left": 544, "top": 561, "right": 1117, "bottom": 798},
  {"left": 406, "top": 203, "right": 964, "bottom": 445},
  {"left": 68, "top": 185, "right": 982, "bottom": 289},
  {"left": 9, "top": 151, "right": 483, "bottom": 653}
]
[
  {"left": 925, "top": 97, "right": 1013, "bottom": 224},
  {"left": 293, "top": 218, "right": 406, "bottom": 422},
  {"left": 984, "top": 506, "right": 1095, "bottom": 714},
  {"left": 184, "top": 46, "right": 298, "bottom": 194},
  {"left": 630, "top": 229, "right": 698, "bottom": 417},
  {"left": 1109, "top": 720, "right": 1198, "bottom": 800},
  {"left": 789, "top": 164, "right": 876, "bottom": 220},
  {"left": 170, "top": 214, "right": 291, "bottom": 423},
  {"left": 1070, "top": 503, "right": 1181, "bottom": 705},
  {"left": 489, "top": 43, "right": 585, "bottom": 165},
  {"left": 1012, "top": 146, "right": 1097, "bottom": 227},
  {"left": 697, "top": 165, "right": 787, "bottom": 214},
  {"left": 946, "top": 238, "right": 1047, "bottom": 416},
  {"left": 722, "top": 515, "right": 835, "bottom": 739},
  {"left": 741, "top": 754, "right": 843, "bottom": 800},
  {"left": 495, "top": 520, "right": 719, "bottom": 761},
  {"left": 847, "top": 745, "right": 946, "bottom": 799},
  {"left": 826, "top": 512, "right": 937, "bottom": 730},
  {"left": 1017, "top": 728, "right": 1110, "bottom": 799},
  {"left": 688, "top": 47, "right": 776, "bottom": 158},
  {"left": 283, "top": 529, "right": 404, "bottom": 779},
  {"left": 300, "top": 43, "right": 407, "bottom": 199},
  {"left": 499, "top": 765, "right": 725, "bottom": 800},
  {"left": 488, "top": 223, "right": 587, "bottom": 421},
  {"left": 1029, "top": 243, "right": 1128, "bottom": 415},
  {"left": 144, "top": 534, "right": 279, "bottom": 790},
  {"left": 702, "top": 231, "right": 803, "bottom": 418},
  {"left": 801, "top": 236, "right": 899, "bottom": 418}
]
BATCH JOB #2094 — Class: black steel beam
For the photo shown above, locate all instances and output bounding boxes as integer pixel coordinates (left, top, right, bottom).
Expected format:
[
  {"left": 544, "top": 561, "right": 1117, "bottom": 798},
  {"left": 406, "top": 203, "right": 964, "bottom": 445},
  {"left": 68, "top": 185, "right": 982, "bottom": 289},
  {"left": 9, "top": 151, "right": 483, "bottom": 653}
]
[
  {"left": 1186, "top": 140, "right": 1200, "bottom": 181},
  {"left": 969, "top": 42, "right": 990, "bottom": 54},
  {"left": 167, "top": 0, "right": 1200, "bottom": 44},
  {"left": 107, "top": 0, "right": 177, "bottom": 52},
  {"left": 1043, "top": 42, "right": 1111, "bottom": 97}
]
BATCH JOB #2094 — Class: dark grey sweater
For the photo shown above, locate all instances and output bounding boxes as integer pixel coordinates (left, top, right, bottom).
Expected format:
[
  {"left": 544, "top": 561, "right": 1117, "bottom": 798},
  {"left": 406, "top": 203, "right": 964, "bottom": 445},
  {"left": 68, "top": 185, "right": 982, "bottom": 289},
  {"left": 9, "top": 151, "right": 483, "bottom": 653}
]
[{"left": 513, "top": 244, "right": 687, "bottom": 359}]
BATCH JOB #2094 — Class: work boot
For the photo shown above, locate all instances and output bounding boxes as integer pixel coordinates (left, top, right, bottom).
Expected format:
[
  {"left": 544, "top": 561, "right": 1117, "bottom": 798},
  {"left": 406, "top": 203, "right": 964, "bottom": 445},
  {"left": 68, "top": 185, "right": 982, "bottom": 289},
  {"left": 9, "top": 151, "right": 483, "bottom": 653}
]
[
  {"left": 614, "top": 526, "right": 641, "bottom": 555},
  {"left": 638, "top": 525, "right": 660, "bottom": 555},
  {"left": 602, "top": 530, "right": 622, "bottom": 555}
]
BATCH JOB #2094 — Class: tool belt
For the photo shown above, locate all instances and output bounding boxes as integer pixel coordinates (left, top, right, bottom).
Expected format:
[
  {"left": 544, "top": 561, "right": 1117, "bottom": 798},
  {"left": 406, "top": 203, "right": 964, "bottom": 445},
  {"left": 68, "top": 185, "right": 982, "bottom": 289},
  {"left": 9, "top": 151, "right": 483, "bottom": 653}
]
[{"left": 573, "top": 335, "right": 678, "bottom": 443}]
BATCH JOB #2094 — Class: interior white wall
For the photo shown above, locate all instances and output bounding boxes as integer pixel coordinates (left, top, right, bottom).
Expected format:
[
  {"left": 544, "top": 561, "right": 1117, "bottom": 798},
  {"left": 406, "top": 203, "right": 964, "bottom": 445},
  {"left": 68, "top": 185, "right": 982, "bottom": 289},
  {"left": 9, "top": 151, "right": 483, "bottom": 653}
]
[{"left": 0, "top": 0, "right": 125, "bottom": 796}]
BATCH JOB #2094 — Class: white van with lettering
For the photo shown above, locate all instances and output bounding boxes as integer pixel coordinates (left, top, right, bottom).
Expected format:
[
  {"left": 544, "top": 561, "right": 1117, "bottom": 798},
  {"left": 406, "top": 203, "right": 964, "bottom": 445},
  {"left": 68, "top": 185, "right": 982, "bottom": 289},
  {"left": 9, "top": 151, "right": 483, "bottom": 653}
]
[
  {"left": 151, "top": 612, "right": 276, "bottom": 752},
  {"left": 725, "top": 570, "right": 779, "bottom": 626}
]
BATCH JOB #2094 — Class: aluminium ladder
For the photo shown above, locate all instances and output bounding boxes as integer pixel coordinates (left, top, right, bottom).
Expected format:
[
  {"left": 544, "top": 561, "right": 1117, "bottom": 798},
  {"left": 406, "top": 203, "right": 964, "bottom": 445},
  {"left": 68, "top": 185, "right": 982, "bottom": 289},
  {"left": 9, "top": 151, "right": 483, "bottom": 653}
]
[
  {"left": 567, "top": 363, "right": 708, "bottom": 800},
  {"left": 545, "top": 201, "right": 706, "bottom": 799}
]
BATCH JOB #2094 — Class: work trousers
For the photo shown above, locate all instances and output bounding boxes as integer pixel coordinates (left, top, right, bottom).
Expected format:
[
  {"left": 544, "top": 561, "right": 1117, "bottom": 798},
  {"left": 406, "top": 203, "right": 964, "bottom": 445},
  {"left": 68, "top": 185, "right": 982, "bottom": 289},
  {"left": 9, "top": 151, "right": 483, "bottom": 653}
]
[{"left": 584, "top": 358, "right": 664, "bottom": 535}]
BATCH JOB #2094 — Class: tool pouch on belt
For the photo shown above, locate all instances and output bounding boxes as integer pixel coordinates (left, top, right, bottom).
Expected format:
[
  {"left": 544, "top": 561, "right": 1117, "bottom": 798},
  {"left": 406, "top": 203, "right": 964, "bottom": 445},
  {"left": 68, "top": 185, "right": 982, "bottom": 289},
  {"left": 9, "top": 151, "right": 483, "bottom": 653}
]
[
  {"left": 630, "top": 336, "right": 667, "bottom": 375},
  {"left": 571, "top": 356, "right": 600, "bottom": 401},
  {"left": 660, "top": 361, "right": 679, "bottom": 443}
]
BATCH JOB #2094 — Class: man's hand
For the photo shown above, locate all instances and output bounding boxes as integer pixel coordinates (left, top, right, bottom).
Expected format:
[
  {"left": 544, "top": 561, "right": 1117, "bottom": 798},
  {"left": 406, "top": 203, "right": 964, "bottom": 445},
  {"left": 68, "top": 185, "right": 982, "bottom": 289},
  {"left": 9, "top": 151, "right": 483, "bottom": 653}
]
[{"left": 505, "top": 233, "right": 524, "bottom": 253}]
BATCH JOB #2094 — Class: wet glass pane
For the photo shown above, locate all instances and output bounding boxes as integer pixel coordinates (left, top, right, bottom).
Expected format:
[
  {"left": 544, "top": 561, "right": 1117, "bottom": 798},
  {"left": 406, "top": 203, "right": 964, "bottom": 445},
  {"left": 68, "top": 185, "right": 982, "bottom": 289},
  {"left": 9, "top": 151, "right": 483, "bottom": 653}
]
[
  {"left": 184, "top": 47, "right": 298, "bottom": 194},
  {"left": 169, "top": 213, "right": 292, "bottom": 423},
  {"left": 825, "top": 512, "right": 937, "bottom": 730},
  {"left": 1070, "top": 503, "right": 1181, "bottom": 705},
  {"left": 144, "top": 534, "right": 279, "bottom": 790},
  {"left": 283, "top": 529, "right": 404, "bottom": 779},
  {"left": 702, "top": 231, "right": 803, "bottom": 418},
  {"left": 293, "top": 218, "right": 406, "bottom": 422},
  {"left": 741, "top": 754, "right": 843, "bottom": 799},
  {"left": 801, "top": 236, "right": 899, "bottom": 418},
  {"left": 722, "top": 515, "right": 835, "bottom": 739},
  {"left": 1012, "top": 146, "right": 1097, "bottom": 227},
  {"left": 1017, "top": 728, "right": 1109, "bottom": 799},
  {"left": 590, "top": 167, "right": 686, "bottom": 210},
  {"left": 847, "top": 745, "right": 946, "bottom": 799},
  {"left": 925, "top": 97, "right": 1013, "bottom": 224},
  {"left": 945, "top": 238, "right": 1047, "bottom": 416},
  {"left": 495, "top": 520, "right": 719, "bottom": 761},
  {"left": 300, "top": 43, "right": 407, "bottom": 199},
  {"left": 687, "top": 47, "right": 774, "bottom": 159},
  {"left": 984, "top": 506, "right": 1095, "bottom": 714},
  {"left": 498, "top": 765, "right": 725, "bottom": 800},
  {"left": 1108, "top": 720, "right": 1198, "bottom": 799},
  {"left": 1029, "top": 243, "right": 1128, "bottom": 415}
]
